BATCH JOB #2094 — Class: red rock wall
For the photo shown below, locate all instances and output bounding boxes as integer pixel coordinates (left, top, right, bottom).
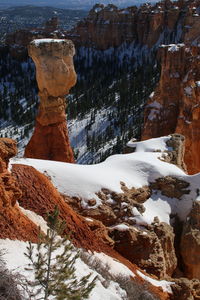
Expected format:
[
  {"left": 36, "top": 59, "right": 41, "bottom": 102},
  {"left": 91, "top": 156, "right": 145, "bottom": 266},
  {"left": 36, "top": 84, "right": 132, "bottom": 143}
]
[
  {"left": 0, "top": 139, "right": 39, "bottom": 242},
  {"left": 5, "top": 1, "right": 200, "bottom": 57},
  {"left": 66, "top": 1, "right": 200, "bottom": 50},
  {"left": 142, "top": 45, "right": 200, "bottom": 174}
]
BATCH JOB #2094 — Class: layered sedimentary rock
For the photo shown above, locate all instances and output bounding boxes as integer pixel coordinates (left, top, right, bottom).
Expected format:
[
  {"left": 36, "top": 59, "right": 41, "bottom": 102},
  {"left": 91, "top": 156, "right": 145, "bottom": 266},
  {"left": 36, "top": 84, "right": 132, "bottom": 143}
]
[
  {"left": 5, "top": 0, "right": 200, "bottom": 58},
  {"left": 66, "top": 1, "right": 200, "bottom": 50},
  {"left": 66, "top": 3, "right": 167, "bottom": 49},
  {"left": 0, "top": 138, "right": 39, "bottom": 241},
  {"left": 24, "top": 39, "right": 77, "bottom": 162},
  {"left": 142, "top": 44, "right": 200, "bottom": 174}
]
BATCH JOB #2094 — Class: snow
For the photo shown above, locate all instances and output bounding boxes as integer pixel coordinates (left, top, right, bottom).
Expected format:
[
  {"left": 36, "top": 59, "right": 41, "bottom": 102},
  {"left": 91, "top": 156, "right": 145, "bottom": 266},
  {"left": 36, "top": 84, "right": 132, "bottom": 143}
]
[
  {"left": 160, "top": 44, "right": 185, "bottom": 52},
  {"left": 12, "top": 146, "right": 184, "bottom": 210},
  {"left": 0, "top": 237, "right": 177, "bottom": 298},
  {"left": 147, "top": 100, "right": 162, "bottom": 110},
  {"left": 31, "top": 39, "right": 66, "bottom": 46},
  {"left": 184, "top": 86, "right": 193, "bottom": 96},
  {"left": 95, "top": 7, "right": 103, "bottom": 13},
  {"left": 136, "top": 271, "right": 174, "bottom": 293},
  {"left": 168, "top": 44, "right": 184, "bottom": 52},
  {"left": 144, "top": 101, "right": 162, "bottom": 121},
  {"left": 148, "top": 109, "right": 158, "bottom": 121},
  {"left": 18, "top": 205, "right": 48, "bottom": 234},
  {"left": 0, "top": 239, "right": 128, "bottom": 300},
  {"left": 149, "top": 91, "right": 155, "bottom": 98},
  {"left": 111, "top": 224, "right": 130, "bottom": 231},
  {"left": 11, "top": 135, "right": 200, "bottom": 227},
  {"left": 133, "top": 193, "right": 178, "bottom": 225},
  {"left": 91, "top": 252, "right": 134, "bottom": 277},
  {"left": 120, "top": 10, "right": 130, "bottom": 14},
  {"left": 127, "top": 136, "right": 170, "bottom": 152}
]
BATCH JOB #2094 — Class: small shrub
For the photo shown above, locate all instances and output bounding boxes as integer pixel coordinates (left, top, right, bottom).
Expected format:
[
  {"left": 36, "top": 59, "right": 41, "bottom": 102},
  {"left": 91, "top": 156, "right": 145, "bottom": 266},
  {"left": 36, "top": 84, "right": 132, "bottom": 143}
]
[{"left": 0, "top": 251, "right": 26, "bottom": 300}]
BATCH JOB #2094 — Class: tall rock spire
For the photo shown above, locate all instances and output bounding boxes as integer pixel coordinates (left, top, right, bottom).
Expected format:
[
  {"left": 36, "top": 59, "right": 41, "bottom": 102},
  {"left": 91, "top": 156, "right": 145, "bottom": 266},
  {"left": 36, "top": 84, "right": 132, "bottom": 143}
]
[{"left": 24, "top": 39, "right": 77, "bottom": 162}]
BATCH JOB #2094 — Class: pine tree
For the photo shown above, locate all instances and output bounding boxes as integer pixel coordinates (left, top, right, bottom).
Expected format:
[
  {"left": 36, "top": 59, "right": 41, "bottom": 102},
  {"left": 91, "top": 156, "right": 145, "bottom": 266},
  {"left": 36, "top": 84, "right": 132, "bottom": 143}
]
[{"left": 24, "top": 207, "right": 96, "bottom": 300}]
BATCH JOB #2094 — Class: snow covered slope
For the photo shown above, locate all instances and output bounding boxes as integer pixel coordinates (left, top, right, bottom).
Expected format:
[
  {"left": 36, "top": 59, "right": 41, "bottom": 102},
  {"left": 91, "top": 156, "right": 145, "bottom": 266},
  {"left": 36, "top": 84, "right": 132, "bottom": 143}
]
[
  {"left": 0, "top": 238, "right": 129, "bottom": 300},
  {"left": 12, "top": 136, "right": 200, "bottom": 226},
  {"left": 0, "top": 205, "right": 173, "bottom": 299}
]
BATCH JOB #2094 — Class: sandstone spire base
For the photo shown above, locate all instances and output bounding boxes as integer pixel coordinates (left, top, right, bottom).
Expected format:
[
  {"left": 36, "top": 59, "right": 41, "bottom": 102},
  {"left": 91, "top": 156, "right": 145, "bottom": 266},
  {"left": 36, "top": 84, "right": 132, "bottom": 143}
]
[{"left": 25, "top": 121, "right": 75, "bottom": 163}]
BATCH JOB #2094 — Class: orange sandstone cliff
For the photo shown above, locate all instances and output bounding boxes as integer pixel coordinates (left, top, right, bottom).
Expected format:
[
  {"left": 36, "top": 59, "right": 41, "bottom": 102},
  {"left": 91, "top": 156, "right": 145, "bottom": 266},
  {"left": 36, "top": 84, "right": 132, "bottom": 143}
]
[
  {"left": 142, "top": 44, "right": 200, "bottom": 174},
  {"left": 66, "top": 1, "right": 200, "bottom": 50},
  {"left": 0, "top": 138, "right": 39, "bottom": 241},
  {"left": 5, "top": 1, "right": 200, "bottom": 57},
  {"left": 24, "top": 39, "right": 77, "bottom": 162},
  {"left": 66, "top": 2, "right": 178, "bottom": 50}
]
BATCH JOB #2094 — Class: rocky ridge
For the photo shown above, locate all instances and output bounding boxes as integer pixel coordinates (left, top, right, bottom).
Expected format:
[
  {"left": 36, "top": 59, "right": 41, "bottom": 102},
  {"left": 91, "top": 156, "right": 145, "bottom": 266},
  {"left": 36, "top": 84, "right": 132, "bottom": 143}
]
[
  {"left": 5, "top": 1, "right": 200, "bottom": 57},
  {"left": 66, "top": 0, "right": 200, "bottom": 50}
]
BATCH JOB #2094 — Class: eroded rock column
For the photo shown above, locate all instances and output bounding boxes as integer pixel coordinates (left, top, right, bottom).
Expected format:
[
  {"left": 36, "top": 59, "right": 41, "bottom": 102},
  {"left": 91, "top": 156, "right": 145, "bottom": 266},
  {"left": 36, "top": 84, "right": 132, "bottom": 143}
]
[{"left": 25, "top": 39, "right": 77, "bottom": 162}]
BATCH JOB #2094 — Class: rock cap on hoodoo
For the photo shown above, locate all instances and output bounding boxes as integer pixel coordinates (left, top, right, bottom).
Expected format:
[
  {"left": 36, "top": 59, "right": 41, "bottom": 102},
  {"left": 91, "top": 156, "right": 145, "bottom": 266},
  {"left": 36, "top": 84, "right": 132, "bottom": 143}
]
[
  {"left": 29, "top": 38, "right": 76, "bottom": 57},
  {"left": 28, "top": 38, "right": 77, "bottom": 102}
]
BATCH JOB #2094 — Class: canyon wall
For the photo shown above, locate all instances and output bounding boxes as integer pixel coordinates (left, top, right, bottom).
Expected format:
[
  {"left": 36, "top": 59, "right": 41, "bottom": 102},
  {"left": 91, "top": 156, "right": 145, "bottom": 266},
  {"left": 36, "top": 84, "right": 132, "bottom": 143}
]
[
  {"left": 66, "top": 1, "right": 200, "bottom": 50},
  {"left": 5, "top": 1, "right": 200, "bottom": 56},
  {"left": 142, "top": 44, "right": 200, "bottom": 174},
  {"left": 24, "top": 39, "right": 77, "bottom": 162}
]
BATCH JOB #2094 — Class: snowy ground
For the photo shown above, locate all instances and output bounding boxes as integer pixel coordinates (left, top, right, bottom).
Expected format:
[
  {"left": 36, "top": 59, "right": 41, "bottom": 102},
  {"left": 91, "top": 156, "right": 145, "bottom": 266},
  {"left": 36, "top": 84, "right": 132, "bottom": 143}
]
[
  {"left": 11, "top": 136, "right": 200, "bottom": 227},
  {"left": 68, "top": 107, "right": 119, "bottom": 164},
  {"left": 0, "top": 239, "right": 128, "bottom": 300},
  {"left": 2, "top": 136, "right": 185, "bottom": 299},
  {"left": 0, "top": 204, "right": 173, "bottom": 299}
]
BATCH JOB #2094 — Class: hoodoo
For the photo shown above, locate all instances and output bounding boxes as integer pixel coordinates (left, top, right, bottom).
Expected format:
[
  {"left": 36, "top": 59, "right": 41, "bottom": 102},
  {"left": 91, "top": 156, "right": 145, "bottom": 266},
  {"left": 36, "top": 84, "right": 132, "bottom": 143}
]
[{"left": 24, "top": 39, "right": 77, "bottom": 162}]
